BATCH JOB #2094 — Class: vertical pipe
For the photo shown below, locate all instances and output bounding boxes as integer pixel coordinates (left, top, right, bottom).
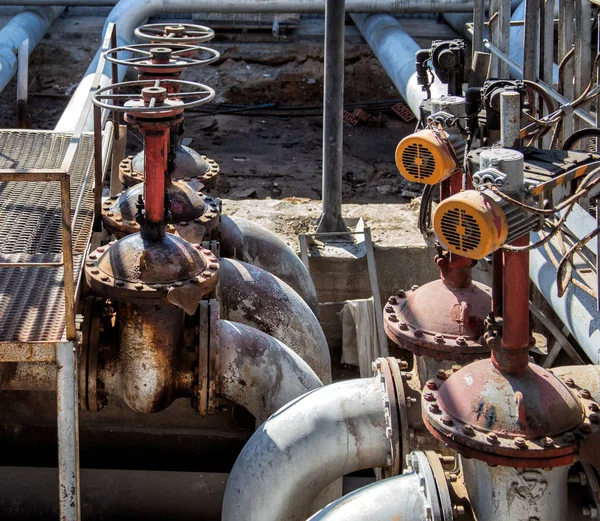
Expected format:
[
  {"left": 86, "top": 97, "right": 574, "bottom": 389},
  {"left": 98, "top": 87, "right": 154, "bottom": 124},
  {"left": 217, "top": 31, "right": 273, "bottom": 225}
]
[
  {"left": 523, "top": 0, "right": 539, "bottom": 81},
  {"left": 142, "top": 129, "right": 168, "bottom": 225},
  {"left": 492, "top": 250, "right": 503, "bottom": 315},
  {"left": 497, "top": 0, "right": 511, "bottom": 78},
  {"left": 495, "top": 235, "right": 530, "bottom": 374},
  {"left": 317, "top": 0, "right": 347, "bottom": 233},
  {"left": 500, "top": 90, "right": 521, "bottom": 149},
  {"left": 488, "top": 0, "right": 499, "bottom": 77},
  {"left": 93, "top": 103, "right": 103, "bottom": 232},
  {"left": 574, "top": 0, "right": 592, "bottom": 131},
  {"left": 472, "top": 0, "right": 485, "bottom": 55},
  {"left": 56, "top": 340, "right": 80, "bottom": 521},
  {"left": 558, "top": 0, "right": 574, "bottom": 140},
  {"left": 541, "top": 0, "right": 555, "bottom": 86},
  {"left": 16, "top": 38, "right": 30, "bottom": 129},
  {"left": 60, "top": 176, "right": 76, "bottom": 342}
]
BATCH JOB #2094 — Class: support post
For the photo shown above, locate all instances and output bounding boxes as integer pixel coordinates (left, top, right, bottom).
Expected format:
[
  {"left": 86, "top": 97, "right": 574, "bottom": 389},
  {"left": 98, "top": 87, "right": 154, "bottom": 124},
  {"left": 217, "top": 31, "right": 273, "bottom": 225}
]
[
  {"left": 523, "top": 0, "right": 539, "bottom": 82},
  {"left": 317, "top": 0, "right": 348, "bottom": 233},
  {"left": 56, "top": 341, "right": 80, "bottom": 521}
]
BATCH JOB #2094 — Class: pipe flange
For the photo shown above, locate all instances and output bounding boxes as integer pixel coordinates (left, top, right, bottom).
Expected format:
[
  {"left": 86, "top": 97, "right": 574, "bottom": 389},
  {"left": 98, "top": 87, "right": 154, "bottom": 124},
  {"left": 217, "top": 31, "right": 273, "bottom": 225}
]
[
  {"left": 374, "top": 358, "right": 401, "bottom": 477},
  {"left": 85, "top": 235, "right": 219, "bottom": 306},
  {"left": 102, "top": 189, "right": 220, "bottom": 241},
  {"left": 424, "top": 451, "right": 459, "bottom": 521},
  {"left": 406, "top": 451, "right": 444, "bottom": 521},
  {"left": 422, "top": 360, "right": 586, "bottom": 468},
  {"left": 80, "top": 296, "right": 105, "bottom": 412},
  {"left": 384, "top": 288, "right": 490, "bottom": 362},
  {"left": 119, "top": 152, "right": 220, "bottom": 190}
]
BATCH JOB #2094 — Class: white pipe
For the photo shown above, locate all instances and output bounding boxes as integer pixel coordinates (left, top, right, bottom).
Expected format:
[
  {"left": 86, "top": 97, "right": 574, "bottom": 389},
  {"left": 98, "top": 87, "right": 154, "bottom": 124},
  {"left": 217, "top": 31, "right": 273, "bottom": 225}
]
[
  {"left": 222, "top": 377, "right": 390, "bottom": 521},
  {"left": 218, "top": 320, "right": 322, "bottom": 422},
  {"left": 0, "top": 6, "right": 64, "bottom": 94},
  {"left": 56, "top": 0, "right": 480, "bottom": 132},
  {"left": 351, "top": 13, "right": 446, "bottom": 116},
  {"left": 307, "top": 470, "right": 434, "bottom": 521}
]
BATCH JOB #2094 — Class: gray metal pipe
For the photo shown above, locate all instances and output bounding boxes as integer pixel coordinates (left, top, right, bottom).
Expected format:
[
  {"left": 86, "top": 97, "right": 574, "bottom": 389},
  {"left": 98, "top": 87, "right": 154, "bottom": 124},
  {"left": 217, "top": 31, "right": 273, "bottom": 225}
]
[
  {"left": 317, "top": 0, "right": 347, "bottom": 233},
  {"left": 529, "top": 230, "right": 600, "bottom": 365},
  {"left": 219, "top": 215, "right": 320, "bottom": 316},
  {"left": 222, "top": 377, "right": 390, "bottom": 521},
  {"left": 0, "top": 6, "right": 64, "bottom": 94},
  {"left": 218, "top": 258, "right": 331, "bottom": 384},
  {"left": 307, "top": 468, "right": 435, "bottom": 521},
  {"left": 56, "top": 0, "right": 484, "bottom": 132},
  {"left": 351, "top": 13, "right": 446, "bottom": 116},
  {"left": 218, "top": 320, "right": 322, "bottom": 422}
]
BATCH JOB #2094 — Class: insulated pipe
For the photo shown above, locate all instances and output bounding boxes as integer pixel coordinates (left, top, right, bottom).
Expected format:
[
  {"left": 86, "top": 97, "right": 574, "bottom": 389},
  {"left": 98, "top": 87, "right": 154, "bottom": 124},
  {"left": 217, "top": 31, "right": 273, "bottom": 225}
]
[
  {"left": 222, "top": 377, "right": 390, "bottom": 521},
  {"left": 219, "top": 215, "right": 320, "bottom": 316},
  {"left": 307, "top": 471, "right": 433, "bottom": 521},
  {"left": 0, "top": 6, "right": 64, "bottom": 94},
  {"left": 218, "top": 258, "right": 331, "bottom": 384},
  {"left": 56, "top": 0, "right": 485, "bottom": 133},
  {"left": 218, "top": 320, "right": 322, "bottom": 422},
  {"left": 350, "top": 13, "right": 446, "bottom": 117}
]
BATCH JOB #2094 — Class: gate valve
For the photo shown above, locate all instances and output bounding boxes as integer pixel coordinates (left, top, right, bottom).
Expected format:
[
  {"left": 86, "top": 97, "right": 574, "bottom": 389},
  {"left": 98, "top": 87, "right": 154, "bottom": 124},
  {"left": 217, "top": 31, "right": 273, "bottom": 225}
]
[
  {"left": 135, "top": 23, "right": 216, "bottom": 51},
  {"left": 104, "top": 43, "right": 220, "bottom": 84},
  {"left": 87, "top": 79, "right": 220, "bottom": 314}
]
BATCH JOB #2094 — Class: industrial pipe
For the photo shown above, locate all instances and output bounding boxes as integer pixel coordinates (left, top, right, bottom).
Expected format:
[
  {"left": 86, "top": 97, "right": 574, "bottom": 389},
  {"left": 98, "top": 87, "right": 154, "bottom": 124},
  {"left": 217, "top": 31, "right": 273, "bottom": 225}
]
[
  {"left": 0, "top": 6, "right": 64, "bottom": 94},
  {"left": 307, "top": 466, "right": 436, "bottom": 521},
  {"left": 218, "top": 258, "right": 331, "bottom": 384},
  {"left": 56, "top": 0, "right": 486, "bottom": 132},
  {"left": 219, "top": 215, "right": 320, "bottom": 316},
  {"left": 350, "top": 13, "right": 446, "bottom": 116},
  {"left": 222, "top": 377, "right": 390, "bottom": 521},
  {"left": 218, "top": 320, "right": 322, "bottom": 422}
]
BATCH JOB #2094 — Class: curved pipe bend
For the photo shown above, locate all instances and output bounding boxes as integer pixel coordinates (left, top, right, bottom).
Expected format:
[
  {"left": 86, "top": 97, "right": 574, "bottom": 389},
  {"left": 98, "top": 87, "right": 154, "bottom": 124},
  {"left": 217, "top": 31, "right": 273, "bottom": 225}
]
[
  {"left": 219, "top": 216, "right": 320, "bottom": 316},
  {"left": 218, "top": 258, "right": 331, "bottom": 384},
  {"left": 307, "top": 471, "right": 429, "bottom": 521},
  {"left": 218, "top": 320, "right": 322, "bottom": 422},
  {"left": 222, "top": 377, "right": 390, "bottom": 521}
]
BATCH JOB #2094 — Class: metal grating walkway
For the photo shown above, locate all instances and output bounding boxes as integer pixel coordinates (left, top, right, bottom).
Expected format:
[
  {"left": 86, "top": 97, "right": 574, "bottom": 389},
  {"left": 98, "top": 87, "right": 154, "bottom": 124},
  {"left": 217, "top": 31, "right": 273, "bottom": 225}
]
[{"left": 0, "top": 130, "right": 95, "bottom": 343}]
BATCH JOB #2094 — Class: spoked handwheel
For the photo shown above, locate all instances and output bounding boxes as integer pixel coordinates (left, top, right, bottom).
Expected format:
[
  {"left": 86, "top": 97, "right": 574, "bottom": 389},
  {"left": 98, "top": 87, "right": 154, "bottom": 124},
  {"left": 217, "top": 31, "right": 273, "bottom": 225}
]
[
  {"left": 104, "top": 43, "right": 220, "bottom": 69},
  {"left": 135, "top": 23, "right": 215, "bottom": 44},
  {"left": 92, "top": 79, "right": 215, "bottom": 115}
]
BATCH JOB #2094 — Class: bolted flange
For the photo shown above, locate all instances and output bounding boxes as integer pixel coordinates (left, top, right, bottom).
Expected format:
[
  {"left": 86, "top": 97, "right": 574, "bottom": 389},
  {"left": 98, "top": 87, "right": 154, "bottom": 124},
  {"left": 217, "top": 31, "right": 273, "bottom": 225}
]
[
  {"left": 102, "top": 180, "right": 220, "bottom": 241},
  {"left": 120, "top": 149, "right": 220, "bottom": 189},
  {"left": 422, "top": 359, "right": 591, "bottom": 468},
  {"left": 85, "top": 234, "right": 219, "bottom": 311},
  {"left": 384, "top": 278, "right": 491, "bottom": 362}
]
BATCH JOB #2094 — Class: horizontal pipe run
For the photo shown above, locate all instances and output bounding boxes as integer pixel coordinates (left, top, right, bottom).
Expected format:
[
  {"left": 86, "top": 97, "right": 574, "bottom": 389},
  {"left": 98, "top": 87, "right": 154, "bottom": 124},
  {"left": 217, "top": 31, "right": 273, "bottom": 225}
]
[
  {"left": 218, "top": 258, "right": 331, "bottom": 384},
  {"left": 218, "top": 320, "right": 322, "bottom": 422},
  {"left": 222, "top": 377, "right": 390, "bottom": 521},
  {"left": 0, "top": 7, "right": 64, "bottom": 94}
]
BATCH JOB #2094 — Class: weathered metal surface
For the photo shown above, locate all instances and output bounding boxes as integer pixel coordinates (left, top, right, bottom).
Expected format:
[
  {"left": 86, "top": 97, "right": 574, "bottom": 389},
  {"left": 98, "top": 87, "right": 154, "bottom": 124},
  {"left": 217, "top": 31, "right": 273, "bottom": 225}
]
[
  {"left": 218, "top": 319, "right": 322, "bottom": 422},
  {"left": 121, "top": 148, "right": 219, "bottom": 189},
  {"left": 423, "top": 359, "right": 585, "bottom": 467},
  {"left": 85, "top": 235, "right": 218, "bottom": 311},
  {"left": 102, "top": 179, "right": 219, "bottom": 239},
  {"left": 222, "top": 378, "right": 389, "bottom": 521},
  {"left": 462, "top": 457, "right": 569, "bottom": 521},
  {"left": 56, "top": 340, "right": 80, "bottom": 521},
  {"left": 219, "top": 215, "right": 320, "bottom": 315},
  {"left": 218, "top": 258, "right": 331, "bottom": 384},
  {"left": 116, "top": 303, "right": 183, "bottom": 413}
]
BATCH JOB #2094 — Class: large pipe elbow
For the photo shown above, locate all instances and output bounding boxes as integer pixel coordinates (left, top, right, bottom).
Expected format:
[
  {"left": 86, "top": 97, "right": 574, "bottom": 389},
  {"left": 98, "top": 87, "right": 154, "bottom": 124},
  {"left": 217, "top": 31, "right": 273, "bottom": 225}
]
[
  {"left": 219, "top": 215, "right": 320, "bottom": 316},
  {"left": 222, "top": 377, "right": 390, "bottom": 521},
  {"left": 307, "top": 471, "right": 430, "bottom": 521},
  {"left": 218, "top": 320, "right": 322, "bottom": 422},
  {"left": 218, "top": 257, "right": 331, "bottom": 384}
]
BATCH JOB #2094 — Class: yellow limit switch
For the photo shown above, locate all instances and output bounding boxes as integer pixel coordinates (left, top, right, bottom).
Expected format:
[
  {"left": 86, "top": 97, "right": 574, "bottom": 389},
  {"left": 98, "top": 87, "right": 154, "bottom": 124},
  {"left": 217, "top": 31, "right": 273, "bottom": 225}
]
[
  {"left": 395, "top": 129, "right": 457, "bottom": 185},
  {"left": 433, "top": 191, "right": 509, "bottom": 259}
]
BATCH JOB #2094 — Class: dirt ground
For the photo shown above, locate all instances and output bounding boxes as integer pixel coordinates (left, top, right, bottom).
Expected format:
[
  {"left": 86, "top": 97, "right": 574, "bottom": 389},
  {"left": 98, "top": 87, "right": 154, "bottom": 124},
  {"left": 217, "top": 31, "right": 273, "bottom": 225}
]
[{"left": 0, "top": 13, "right": 448, "bottom": 206}]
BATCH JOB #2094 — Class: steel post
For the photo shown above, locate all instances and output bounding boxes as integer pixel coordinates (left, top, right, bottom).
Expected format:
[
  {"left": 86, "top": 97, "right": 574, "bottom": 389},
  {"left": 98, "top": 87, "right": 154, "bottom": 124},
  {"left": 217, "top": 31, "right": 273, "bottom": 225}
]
[
  {"left": 56, "top": 341, "right": 80, "bottom": 521},
  {"left": 141, "top": 129, "right": 168, "bottom": 226},
  {"left": 500, "top": 90, "right": 521, "bottom": 149},
  {"left": 317, "top": 0, "right": 347, "bottom": 233},
  {"left": 523, "top": 0, "right": 539, "bottom": 81}
]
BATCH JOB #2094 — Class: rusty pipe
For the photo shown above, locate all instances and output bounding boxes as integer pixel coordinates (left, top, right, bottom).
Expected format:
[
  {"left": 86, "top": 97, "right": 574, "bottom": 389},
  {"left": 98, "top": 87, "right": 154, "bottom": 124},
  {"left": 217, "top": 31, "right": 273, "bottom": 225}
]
[
  {"left": 117, "top": 302, "right": 183, "bottom": 413},
  {"left": 493, "top": 235, "right": 531, "bottom": 374},
  {"left": 218, "top": 258, "right": 331, "bottom": 384},
  {"left": 222, "top": 377, "right": 390, "bottom": 521},
  {"left": 219, "top": 215, "right": 319, "bottom": 316},
  {"left": 218, "top": 320, "right": 322, "bottom": 422},
  {"left": 141, "top": 128, "right": 168, "bottom": 227}
]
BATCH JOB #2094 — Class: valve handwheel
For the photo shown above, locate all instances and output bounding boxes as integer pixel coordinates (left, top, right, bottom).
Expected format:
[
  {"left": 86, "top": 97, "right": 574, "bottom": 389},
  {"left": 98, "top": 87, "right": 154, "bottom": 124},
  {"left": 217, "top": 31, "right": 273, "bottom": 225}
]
[
  {"left": 135, "top": 23, "right": 215, "bottom": 44},
  {"left": 92, "top": 79, "right": 215, "bottom": 115},
  {"left": 104, "top": 43, "right": 220, "bottom": 69}
]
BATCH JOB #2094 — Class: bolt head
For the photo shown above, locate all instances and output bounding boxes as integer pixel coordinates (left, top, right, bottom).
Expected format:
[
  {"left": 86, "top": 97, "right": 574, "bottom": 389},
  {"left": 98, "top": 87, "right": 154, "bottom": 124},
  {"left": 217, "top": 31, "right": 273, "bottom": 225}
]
[
  {"left": 434, "top": 334, "right": 444, "bottom": 343},
  {"left": 487, "top": 432, "right": 498, "bottom": 443},
  {"left": 542, "top": 436, "right": 554, "bottom": 447},
  {"left": 436, "top": 369, "right": 447, "bottom": 380},
  {"left": 388, "top": 296, "right": 396, "bottom": 304},
  {"left": 565, "top": 378, "right": 575, "bottom": 388},
  {"left": 385, "top": 305, "right": 394, "bottom": 313},
  {"left": 515, "top": 437, "right": 527, "bottom": 448},
  {"left": 590, "top": 403, "right": 599, "bottom": 412},
  {"left": 581, "top": 389, "right": 592, "bottom": 399},
  {"left": 411, "top": 284, "right": 419, "bottom": 291},
  {"left": 590, "top": 413, "right": 600, "bottom": 424},
  {"left": 580, "top": 423, "right": 593, "bottom": 435},
  {"left": 462, "top": 424, "right": 474, "bottom": 436},
  {"left": 423, "top": 391, "right": 436, "bottom": 402},
  {"left": 426, "top": 380, "right": 438, "bottom": 390},
  {"left": 564, "top": 432, "right": 576, "bottom": 443},
  {"left": 399, "top": 322, "right": 408, "bottom": 331},
  {"left": 414, "top": 329, "right": 423, "bottom": 337},
  {"left": 389, "top": 314, "right": 399, "bottom": 323},
  {"left": 397, "top": 290, "right": 406, "bottom": 298},
  {"left": 429, "top": 403, "right": 441, "bottom": 414},
  {"left": 456, "top": 336, "right": 466, "bottom": 346},
  {"left": 442, "top": 415, "right": 453, "bottom": 426}
]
